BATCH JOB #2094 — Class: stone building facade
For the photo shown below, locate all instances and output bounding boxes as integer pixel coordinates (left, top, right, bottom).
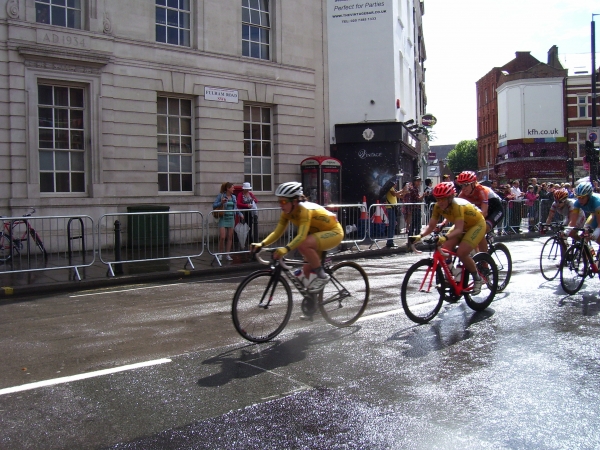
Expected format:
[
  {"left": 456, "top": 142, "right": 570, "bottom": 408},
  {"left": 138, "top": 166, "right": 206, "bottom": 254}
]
[
  {"left": 566, "top": 74, "right": 600, "bottom": 181},
  {"left": 0, "top": 0, "right": 330, "bottom": 217}
]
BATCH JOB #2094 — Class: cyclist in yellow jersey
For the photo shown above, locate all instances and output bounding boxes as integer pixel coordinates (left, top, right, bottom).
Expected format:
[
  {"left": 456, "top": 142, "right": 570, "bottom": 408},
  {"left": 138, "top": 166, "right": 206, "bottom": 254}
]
[
  {"left": 251, "top": 181, "right": 344, "bottom": 293},
  {"left": 410, "top": 182, "right": 486, "bottom": 295}
]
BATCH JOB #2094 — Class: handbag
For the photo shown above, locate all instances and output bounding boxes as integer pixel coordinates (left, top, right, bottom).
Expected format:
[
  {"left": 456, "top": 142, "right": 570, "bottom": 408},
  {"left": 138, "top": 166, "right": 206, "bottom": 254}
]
[
  {"left": 214, "top": 194, "right": 225, "bottom": 219},
  {"left": 214, "top": 204, "right": 225, "bottom": 219}
]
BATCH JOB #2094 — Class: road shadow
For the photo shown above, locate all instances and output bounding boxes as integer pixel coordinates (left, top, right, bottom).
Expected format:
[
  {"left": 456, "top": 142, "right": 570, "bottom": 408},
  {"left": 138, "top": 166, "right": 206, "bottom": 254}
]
[
  {"left": 389, "top": 305, "right": 494, "bottom": 358},
  {"left": 197, "top": 326, "right": 361, "bottom": 387},
  {"left": 559, "top": 292, "right": 600, "bottom": 317}
]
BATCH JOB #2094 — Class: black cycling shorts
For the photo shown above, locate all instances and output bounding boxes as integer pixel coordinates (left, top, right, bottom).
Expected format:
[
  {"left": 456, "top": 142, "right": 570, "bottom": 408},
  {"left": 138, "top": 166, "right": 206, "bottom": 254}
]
[{"left": 486, "top": 198, "right": 504, "bottom": 229}]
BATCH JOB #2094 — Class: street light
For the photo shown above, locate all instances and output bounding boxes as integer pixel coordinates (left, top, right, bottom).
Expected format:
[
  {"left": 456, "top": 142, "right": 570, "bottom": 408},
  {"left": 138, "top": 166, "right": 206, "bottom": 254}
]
[{"left": 592, "top": 14, "right": 599, "bottom": 127}]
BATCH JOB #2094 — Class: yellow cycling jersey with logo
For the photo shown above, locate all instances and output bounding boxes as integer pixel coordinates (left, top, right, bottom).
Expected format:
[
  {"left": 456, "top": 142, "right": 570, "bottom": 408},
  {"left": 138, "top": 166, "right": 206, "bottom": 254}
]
[
  {"left": 431, "top": 197, "right": 483, "bottom": 227},
  {"left": 262, "top": 201, "right": 343, "bottom": 251}
]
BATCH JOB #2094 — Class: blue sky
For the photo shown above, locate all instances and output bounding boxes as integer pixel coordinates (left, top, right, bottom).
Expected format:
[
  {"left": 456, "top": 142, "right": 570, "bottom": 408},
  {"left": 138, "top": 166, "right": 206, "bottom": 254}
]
[{"left": 422, "top": 0, "right": 600, "bottom": 145}]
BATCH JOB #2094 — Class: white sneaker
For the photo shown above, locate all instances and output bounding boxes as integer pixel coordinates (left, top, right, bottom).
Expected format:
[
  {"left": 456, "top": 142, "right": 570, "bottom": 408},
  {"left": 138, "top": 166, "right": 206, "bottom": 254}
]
[
  {"left": 471, "top": 278, "right": 482, "bottom": 295},
  {"left": 303, "top": 272, "right": 317, "bottom": 288},
  {"left": 225, "top": 255, "right": 233, "bottom": 261},
  {"left": 307, "top": 275, "right": 330, "bottom": 293},
  {"left": 216, "top": 255, "right": 222, "bottom": 261}
]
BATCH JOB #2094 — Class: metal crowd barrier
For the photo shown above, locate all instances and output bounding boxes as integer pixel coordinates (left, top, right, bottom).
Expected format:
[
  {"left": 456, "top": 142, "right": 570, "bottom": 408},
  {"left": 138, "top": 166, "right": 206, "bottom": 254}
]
[
  {"left": 206, "top": 207, "right": 293, "bottom": 266},
  {"left": 97, "top": 211, "right": 204, "bottom": 277},
  {"left": 502, "top": 199, "right": 553, "bottom": 234},
  {"left": 362, "top": 201, "right": 427, "bottom": 249},
  {"left": 0, "top": 214, "right": 95, "bottom": 280}
]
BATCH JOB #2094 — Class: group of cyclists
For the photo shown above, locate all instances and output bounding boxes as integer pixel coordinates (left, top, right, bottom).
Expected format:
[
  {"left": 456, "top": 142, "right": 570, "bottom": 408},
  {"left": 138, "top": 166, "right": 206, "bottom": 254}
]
[{"left": 251, "top": 174, "right": 600, "bottom": 314}]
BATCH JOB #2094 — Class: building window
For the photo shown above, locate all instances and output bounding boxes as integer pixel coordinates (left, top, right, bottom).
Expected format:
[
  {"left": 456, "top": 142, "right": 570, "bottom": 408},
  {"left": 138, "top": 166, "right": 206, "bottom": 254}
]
[
  {"left": 38, "top": 84, "right": 85, "bottom": 193},
  {"left": 36, "top": 0, "right": 82, "bottom": 29},
  {"left": 577, "top": 131, "right": 587, "bottom": 158},
  {"left": 578, "top": 95, "right": 588, "bottom": 118},
  {"left": 242, "top": 0, "right": 270, "bottom": 60},
  {"left": 157, "top": 97, "right": 193, "bottom": 192},
  {"left": 244, "top": 105, "right": 272, "bottom": 191},
  {"left": 156, "top": 0, "right": 190, "bottom": 47}
]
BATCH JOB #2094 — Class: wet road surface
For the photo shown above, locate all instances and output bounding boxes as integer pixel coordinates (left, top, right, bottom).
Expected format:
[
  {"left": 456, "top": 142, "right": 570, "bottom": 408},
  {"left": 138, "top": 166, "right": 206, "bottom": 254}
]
[{"left": 1, "top": 238, "right": 600, "bottom": 449}]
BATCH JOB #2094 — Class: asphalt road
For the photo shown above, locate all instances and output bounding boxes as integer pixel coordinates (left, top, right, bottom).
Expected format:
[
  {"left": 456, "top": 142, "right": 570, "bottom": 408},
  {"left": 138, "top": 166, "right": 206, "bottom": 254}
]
[{"left": 1, "top": 237, "right": 600, "bottom": 449}]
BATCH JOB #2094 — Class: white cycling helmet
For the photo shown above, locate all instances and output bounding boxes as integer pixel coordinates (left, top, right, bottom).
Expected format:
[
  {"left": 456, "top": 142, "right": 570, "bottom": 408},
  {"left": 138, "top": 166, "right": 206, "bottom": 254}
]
[
  {"left": 275, "top": 181, "right": 303, "bottom": 198},
  {"left": 575, "top": 182, "right": 593, "bottom": 197}
]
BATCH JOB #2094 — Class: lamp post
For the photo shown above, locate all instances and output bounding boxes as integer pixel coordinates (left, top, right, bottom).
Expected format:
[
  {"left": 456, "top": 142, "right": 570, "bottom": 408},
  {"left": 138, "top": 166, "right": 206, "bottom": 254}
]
[{"left": 592, "top": 14, "right": 598, "bottom": 128}]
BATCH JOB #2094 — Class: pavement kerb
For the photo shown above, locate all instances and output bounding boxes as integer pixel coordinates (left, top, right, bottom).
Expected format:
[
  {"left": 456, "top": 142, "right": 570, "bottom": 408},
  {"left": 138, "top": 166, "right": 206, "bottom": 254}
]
[{"left": 0, "top": 232, "right": 540, "bottom": 300}]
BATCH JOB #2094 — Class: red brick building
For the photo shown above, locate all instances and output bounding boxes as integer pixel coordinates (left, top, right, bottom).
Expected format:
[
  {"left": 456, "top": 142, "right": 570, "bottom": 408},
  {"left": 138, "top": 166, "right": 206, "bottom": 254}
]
[{"left": 476, "top": 47, "right": 569, "bottom": 183}]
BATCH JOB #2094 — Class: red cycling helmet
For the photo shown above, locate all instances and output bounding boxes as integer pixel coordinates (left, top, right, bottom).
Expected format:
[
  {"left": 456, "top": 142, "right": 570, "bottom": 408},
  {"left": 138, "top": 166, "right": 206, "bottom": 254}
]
[
  {"left": 432, "top": 182, "right": 456, "bottom": 199},
  {"left": 553, "top": 188, "right": 568, "bottom": 202},
  {"left": 456, "top": 171, "right": 477, "bottom": 185}
]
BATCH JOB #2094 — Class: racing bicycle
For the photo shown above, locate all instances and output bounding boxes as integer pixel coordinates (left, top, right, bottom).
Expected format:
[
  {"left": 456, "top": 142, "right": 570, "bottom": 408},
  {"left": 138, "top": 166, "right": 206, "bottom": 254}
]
[
  {"left": 486, "top": 231, "right": 512, "bottom": 292},
  {"left": 559, "top": 227, "right": 600, "bottom": 295},
  {"left": 0, "top": 208, "right": 47, "bottom": 263},
  {"left": 539, "top": 222, "right": 568, "bottom": 281},
  {"left": 401, "top": 233, "right": 498, "bottom": 324},
  {"left": 232, "top": 248, "right": 370, "bottom": 342}
]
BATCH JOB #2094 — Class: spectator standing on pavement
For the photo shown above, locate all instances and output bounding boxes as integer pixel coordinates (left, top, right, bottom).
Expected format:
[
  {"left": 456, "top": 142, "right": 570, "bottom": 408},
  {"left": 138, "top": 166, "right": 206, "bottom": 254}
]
[
  {"left": 384, "top": 176, "right": 406, "bottom": 248},
  {"left": 406, "top": 176, "right": 425, "bottom": 251},
  {"left": 236, "top": 182, "right": 259, "bottom": 248},
  {"left": 538, "top": 182, "right": 551, "bottom": 223},
  {"left": 213, "top": 182, "right": 240, "bottom": 260},
  {"left": 510, "top": 180, "right": 525, "bottom": 233},
  {"left": 524, "top": 185, "right": 539, "bottom": 231}
]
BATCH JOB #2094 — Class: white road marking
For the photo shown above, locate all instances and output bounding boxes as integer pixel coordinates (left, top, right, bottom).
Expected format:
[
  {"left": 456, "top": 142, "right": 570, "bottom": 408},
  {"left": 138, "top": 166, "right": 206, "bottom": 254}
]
[
  {"left": 70, "top": 276, "right": 240, "bottom": 297},
  {"left": 0, "top": 358, "right": 172, "bottom": 396},
  {"left": 357, "top": 308, "right": 403, "bottom": 322}
]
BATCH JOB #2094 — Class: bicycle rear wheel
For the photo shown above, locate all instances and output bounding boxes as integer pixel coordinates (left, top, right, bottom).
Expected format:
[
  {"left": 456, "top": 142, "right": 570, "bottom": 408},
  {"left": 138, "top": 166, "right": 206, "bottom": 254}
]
[
  {"left": 401, "top": 259, "right": 444, "bottom": 324},
  {"left": 318, "top": 261, "right": 370, "bottom": 327},
  {"left": 464, "top": 252, "right": 498, "bottom": 311},
  {"left": 232, "top": 270, "right": 293, "bottom": 343},
  {"left": 560, "top": 245, "right": 587, "bottom": 295},
  {"left": 539, "top": 236, "right": 563, "bottom": 281},
  {"left": 489, "top": 243, "right": 512, "bottom": 292},
  {"left": 0, "top": 233, "right": 13, "bottom": 262}
]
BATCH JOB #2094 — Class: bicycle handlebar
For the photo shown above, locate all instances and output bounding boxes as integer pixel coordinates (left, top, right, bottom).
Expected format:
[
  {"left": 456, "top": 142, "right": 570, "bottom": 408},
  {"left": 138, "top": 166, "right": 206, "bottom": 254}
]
[{"left": 254, "top": 248, "right": 293, "bottom": 270}]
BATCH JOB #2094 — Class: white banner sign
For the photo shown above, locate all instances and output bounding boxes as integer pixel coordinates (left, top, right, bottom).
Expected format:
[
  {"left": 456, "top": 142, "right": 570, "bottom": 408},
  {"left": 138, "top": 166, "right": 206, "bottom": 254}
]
[{"left": 204, "top": 86, "right": 239, "bottom": 103}]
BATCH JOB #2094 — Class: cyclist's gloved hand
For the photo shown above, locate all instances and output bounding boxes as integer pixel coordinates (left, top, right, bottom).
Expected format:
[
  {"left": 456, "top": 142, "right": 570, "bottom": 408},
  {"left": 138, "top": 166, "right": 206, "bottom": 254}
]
[
  {"left": 437, "top": 235, "right": 447, "bottom": 245},
  {"left": 274, "top": 247, "right": 289, "bottom": 259},
  {"left": 409, "top": 235, "right": 421, "bottom": 243},
  {"left": 250, "top": 242, "right": 263, "bottom": 252}
]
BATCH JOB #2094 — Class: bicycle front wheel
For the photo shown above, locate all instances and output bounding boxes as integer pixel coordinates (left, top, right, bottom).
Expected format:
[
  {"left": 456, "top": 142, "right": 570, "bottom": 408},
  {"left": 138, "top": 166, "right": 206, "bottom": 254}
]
[
  {"left": 560, "top": 245, "right": 587, "bottom": 295},
  {"left": 539, "top": 236, "right": 563, "bottom": 281},
  {"left": 232, "top": 270, "right": 293, "bottom": 343},
  {"left": 489, "top": 243, "right": 512, "bottom": 292},
  {"left": 0, "top": 233, "right": 14, "bottom": 262},
  {"left": 401, "top": 259, "right": 444, "bottom": 324},
  {"left": 464, "top": 252, "right": 498, "bottom": 311},
  {"left": 318, "top": 261, "right": 370, "bottom": 327}
]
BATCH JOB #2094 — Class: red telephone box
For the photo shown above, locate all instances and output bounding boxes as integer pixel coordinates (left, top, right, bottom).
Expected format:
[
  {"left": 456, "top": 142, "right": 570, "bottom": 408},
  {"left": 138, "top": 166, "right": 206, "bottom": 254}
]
[{"left": 300, "top": 156, "right": 342, "bottom": 206}]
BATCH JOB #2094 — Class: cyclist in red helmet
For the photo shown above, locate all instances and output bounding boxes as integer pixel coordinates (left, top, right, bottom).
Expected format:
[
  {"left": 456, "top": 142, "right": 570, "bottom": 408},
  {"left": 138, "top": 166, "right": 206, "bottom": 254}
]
[
  {"left": 456, "top": 171, "right": 504, "bottom": 252},
  {"left": 410, "top": 182, "right": 486, "bottom": 294}
]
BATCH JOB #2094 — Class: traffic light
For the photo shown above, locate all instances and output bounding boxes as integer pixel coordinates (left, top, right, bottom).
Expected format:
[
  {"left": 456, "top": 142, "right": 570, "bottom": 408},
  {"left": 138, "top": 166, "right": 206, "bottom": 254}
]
[
  {"left": 567, "top": 159, "right": 574, "bottom": 172},
  {"left": 585, "top": 141, "right": 596, "bottom": 161}
]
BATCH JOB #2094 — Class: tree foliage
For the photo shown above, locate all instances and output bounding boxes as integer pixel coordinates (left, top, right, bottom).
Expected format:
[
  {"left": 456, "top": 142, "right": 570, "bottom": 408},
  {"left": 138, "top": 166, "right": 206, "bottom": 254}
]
[{"left": 446, "top": 140, "right": 478, "bottom": 175}]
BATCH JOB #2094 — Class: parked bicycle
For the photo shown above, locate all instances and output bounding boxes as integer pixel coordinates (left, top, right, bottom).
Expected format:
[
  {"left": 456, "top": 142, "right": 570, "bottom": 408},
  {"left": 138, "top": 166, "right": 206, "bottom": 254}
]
[
  {"left": 401, "top": 233, "right": 498, "bottom": 324},
  {"left": 539, "top": 222, "right": 568, "bottom": 281},
  {"left": 486, "top": 232, "right": 512, "bottom": 292},
  {"left": 0, "top": 208, "right": 47, "bottom": 263},
  {"left": 232, "top": 248, "right": 370, "bottom": 342},
  {"left": 559, "top": 227, "right": 599, "bottom": 295}
]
